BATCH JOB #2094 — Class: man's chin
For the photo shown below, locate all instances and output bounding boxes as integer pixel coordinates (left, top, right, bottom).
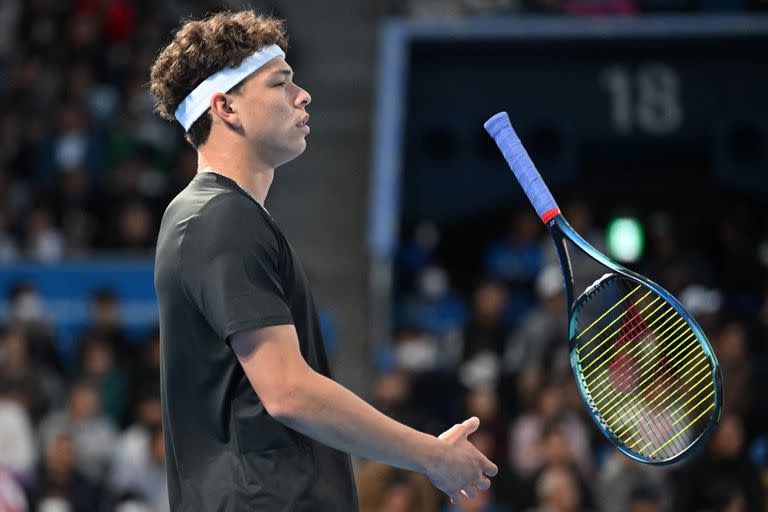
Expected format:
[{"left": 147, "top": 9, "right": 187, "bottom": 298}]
[{"left": 275, "top": 142, "right": 307, "bottom": 168}]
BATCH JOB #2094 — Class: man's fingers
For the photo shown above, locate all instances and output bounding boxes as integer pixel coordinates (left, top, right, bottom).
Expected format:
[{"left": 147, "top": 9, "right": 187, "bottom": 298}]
[
  {"left": 482, "top": 457, "right": 498, "bottom": 477},
  {"left": 438, "top": 423, "right": 463, "bottom": 441},
  {"left": 462, "top": 416, "right": 480, "bottom": 437},
  {"left": 440, "top": 416, "right": 480, "bottom": 442},
  {"left": 476, "top": 476, "right": 491, "bottom": 491}
]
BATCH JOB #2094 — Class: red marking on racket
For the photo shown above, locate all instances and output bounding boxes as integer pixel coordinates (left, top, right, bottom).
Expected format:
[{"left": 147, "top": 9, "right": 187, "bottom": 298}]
[
  {"left": 608, "top": 332, "right": 692, "bottom": 403},
  {"left": 609, "top": 354, "right": 638, "bottom": 392},
  {"left": 541, "top": 207, "right": 560, "bottom": 223},
  {"left": 615, "top": 360, "right": 706, "bottom": 448}
]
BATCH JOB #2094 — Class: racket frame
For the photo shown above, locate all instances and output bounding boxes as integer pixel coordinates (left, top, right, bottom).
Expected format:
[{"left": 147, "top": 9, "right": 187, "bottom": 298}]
[{"left": 548, "top": 213, "right": 723, "bottom": 465}]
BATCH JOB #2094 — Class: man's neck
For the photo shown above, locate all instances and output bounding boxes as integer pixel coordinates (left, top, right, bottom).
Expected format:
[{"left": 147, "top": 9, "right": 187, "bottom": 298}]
[{"left": 197, "top": 147, "right": 274, "bottom": 206}]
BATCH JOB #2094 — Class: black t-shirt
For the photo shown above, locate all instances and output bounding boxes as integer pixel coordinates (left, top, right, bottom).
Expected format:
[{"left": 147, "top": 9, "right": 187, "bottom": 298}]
[{"left": 154, "top": 172, "right": 359, "bottom": 511}]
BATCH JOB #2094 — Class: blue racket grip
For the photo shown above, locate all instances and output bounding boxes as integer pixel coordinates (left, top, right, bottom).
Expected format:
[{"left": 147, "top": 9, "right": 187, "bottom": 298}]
[{"left": 484, "top": 112, "right": 559, "bottom": 222}]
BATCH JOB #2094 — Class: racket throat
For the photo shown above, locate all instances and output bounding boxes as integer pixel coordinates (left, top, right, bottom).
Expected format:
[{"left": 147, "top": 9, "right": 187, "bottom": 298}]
[{"left": 550, "top": 226, "right": 575, "bottom": 314}]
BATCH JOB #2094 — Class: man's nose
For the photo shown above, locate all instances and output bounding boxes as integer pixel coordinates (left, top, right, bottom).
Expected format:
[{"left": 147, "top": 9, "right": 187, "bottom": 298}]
[{"left": 296, "top": 86, "right": 311, "bottom": 107}]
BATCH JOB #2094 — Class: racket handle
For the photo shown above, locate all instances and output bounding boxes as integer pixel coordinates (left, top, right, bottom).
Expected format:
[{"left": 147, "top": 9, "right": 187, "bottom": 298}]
[{"left": 484, "top": 112, "right": 560, "bottom": 223}]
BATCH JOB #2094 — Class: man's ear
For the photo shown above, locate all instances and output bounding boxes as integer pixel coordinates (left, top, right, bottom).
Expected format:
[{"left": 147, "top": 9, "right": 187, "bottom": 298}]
[{"left": 209, "top": 92, "right": 242, "bottom": 129}]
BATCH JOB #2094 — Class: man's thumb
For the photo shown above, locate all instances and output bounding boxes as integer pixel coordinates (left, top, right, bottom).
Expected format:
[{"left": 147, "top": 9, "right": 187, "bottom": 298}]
[{"left": 462, "top": 416, "right": 480, "bottom": 436}]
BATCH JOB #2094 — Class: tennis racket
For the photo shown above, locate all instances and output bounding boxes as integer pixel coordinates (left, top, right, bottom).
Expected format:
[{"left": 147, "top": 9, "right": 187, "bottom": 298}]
[{"left": 484, "top": 112, "right": 722, "bottom": 465}]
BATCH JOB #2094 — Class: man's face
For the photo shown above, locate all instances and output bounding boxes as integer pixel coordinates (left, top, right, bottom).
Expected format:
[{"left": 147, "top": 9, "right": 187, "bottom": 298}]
[{"left": 230, "top": 56, "right": 311, "bottom": 167}]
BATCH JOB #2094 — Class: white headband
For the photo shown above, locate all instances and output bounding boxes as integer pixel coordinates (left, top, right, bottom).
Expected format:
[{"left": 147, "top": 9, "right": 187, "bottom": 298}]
[{"left": 174, "top": 44, "right": 286, "bottom": 131}]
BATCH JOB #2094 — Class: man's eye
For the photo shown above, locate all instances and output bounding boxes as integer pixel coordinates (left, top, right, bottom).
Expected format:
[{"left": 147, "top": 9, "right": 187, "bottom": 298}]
[{"left": 275, "top": 82, "right": 286, "bottom": 87}]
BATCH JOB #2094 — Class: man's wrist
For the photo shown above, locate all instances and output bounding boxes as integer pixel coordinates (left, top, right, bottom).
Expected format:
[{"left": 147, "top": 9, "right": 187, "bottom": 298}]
[{"left": 415, "top": 432, "right": 443, "bottom": 475}]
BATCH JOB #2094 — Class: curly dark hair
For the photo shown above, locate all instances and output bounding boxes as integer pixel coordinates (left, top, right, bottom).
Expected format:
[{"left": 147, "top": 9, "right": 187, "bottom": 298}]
[{"left": 149, "top": 10, "right": 288, "bottom": 148}]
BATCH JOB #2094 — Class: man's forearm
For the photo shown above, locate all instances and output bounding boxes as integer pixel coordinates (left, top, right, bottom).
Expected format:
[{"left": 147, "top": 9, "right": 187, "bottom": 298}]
[{"left": 273, "top": 369, "right": 440, "bottom": 473}]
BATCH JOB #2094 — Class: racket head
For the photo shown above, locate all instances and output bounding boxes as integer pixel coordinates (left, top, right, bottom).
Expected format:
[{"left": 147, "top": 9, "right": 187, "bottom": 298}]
[{"left": 551, "top": 218, "right": 723, "bottom": 465}]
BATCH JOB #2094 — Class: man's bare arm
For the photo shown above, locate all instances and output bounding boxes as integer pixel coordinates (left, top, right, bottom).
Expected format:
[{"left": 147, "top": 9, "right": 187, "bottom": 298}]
[{"left": 230, "top": 325, "right": 497, "bottom": 502}]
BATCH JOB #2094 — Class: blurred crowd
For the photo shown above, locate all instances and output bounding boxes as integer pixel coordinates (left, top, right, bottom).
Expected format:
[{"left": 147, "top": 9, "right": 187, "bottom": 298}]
[
  {"left": 0, "top": 1, "right": 766, "bottom": 512},
  {"left": 0, "top": 284, "right": 164, "bottom": 511},
  {"left": 374, "top": 203, "right": 768, "bottom": 512},
  {"left": 0, "top": 0, "right": 238, "bottom": 263}
]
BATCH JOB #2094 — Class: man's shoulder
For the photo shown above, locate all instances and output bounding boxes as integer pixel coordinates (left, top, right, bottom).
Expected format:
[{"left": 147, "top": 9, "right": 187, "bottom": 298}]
[
  {"left": 167, "top": 180, "right": 250, "bottom": 221},
  {"left": 177, "top": 187, "right": 278, "bottom": 256},
  {"left": 163, "top": 180, "right": 268, "bottom": 234}
]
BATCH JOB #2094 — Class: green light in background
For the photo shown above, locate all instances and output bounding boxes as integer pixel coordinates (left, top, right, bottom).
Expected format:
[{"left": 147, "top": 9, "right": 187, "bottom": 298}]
[{"left": 606, "top": 217, "right": 644, "bottom": 263}]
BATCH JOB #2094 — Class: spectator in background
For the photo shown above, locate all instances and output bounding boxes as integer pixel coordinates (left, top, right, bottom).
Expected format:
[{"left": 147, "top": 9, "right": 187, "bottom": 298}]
[
  {"left": 76, "top": 332, "right": 129, "bottom": 425},
  {"left": 523, "top": 420, "right": 594, "bottom": 510},
  {"left": 462, "top": 280, "right": 509, "bottom": 362},
  {"left": 485, "top": 211, "right": 543, "bottom": 290},
  {"left": 78, "top": 288, "right": 136, "bottom": 374},
  {"left": 107, "top": 424, "right": 168, "bottom": 512},
  {"left": 0, "top": 388, "right": 37, "bottom": 480},
  {"left": 672, "top": 413, "right": 763, "bottom": 511},
  {"left": 396, "top": 220, "right": 441, "bottom": 295},
  {"left": 39, "top": 102, "right": 105, "bottom": 184},
  {"left": 711, "top": 322, "right": 753, "bottom": 418},
  {"left": 459, "top": 280, "right": 511, "bottom": 391},
  {"left": 97, "top": 155, "right": 164, "bottom": 251},
  {"left": 0, "top": 327, "right": 58, "bottom": 424},
  {"left": 38, "top": 379, "right": 117, "bottom": 483},
  {"left": 1, "top": 105, "right": 48, "bottom": 188},
  {"left": 508, "top": 380, "right": 592, "bottom": 480},
  {"left": 104, "top": 157, "right": 150, "bottom": 207},
  {"left": 679, "top": 284, "right": 722, "bottom": 336},
  {"left": 526, "top": 465, "right": 588, "bottom": 512},
  {"left": 397, "top": 265, "right": 468, "bottom": 367},
  {"left": 6, "top": 283, "right": 63, "bottom": 375},
  {"left": 129, "top": 329, "right": 160, "bottom": 409},
  {"left": 111, "top": 390, "right": 161, "bottom": 480},
  {"left": 5, "top": 54, "right": 55, "bottom": 112},
  {"left": 371, "top": 370, "right": 416, "bottom": 424},
  {"left": 23, "top": 207, "right": 64, "bottom": 262},
  {"left": 31, "top": 431, "right": 100, "bottom": 512},
  {"left": 503, "top": 265, "right": 568, "bottom": 378},
  {"left": 388, "top": 327, "right": 443, "bottom": 373},
  {"left": 596, "top": 451, "right": 671, "bottom": 512},
  {"left": 641, "top": 212, "right": 710, "bottom": 296},
  {"left": 65, "top": 10, "right": 104, "bottom": 68},
  {"left": 116, "top": 200, "right": 156, "bottom": 252},
  {"left": 118, "top": 72, "right": 176, "bottom": 154},
  {"left": 63, "top": 62, "right": 119, "bottom": 126},
  {"left": 357, "top": 461, "right": 440, "bottom": 512},
  {"left": 48, "top": 166, "right": 98, "bottom": 255}
]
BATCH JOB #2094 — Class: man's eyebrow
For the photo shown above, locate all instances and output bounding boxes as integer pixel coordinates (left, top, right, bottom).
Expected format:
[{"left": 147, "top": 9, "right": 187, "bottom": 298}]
[{"left": 273, "top": 69, "right": 294, "bottom": 79}]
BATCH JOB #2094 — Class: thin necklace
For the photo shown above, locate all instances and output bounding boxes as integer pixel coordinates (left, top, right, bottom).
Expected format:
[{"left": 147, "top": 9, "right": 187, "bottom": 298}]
[{"left": 200, "top": 167, "right": 270, "bottom": 215}]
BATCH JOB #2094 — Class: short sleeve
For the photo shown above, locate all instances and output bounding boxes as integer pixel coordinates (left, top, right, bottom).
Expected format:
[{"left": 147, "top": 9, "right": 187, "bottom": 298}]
[{"left": 180, "top": 193, "right": 293, "bottom": 342}]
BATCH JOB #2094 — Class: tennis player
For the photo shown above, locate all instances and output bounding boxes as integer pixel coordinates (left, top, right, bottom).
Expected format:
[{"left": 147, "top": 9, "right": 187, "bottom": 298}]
[{"left": 150, "top": 10, "right": 497, "bottom": 511}]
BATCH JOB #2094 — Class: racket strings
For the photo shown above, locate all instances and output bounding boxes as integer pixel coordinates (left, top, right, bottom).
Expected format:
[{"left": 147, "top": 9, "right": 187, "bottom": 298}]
[
  {"left": 572, "top": 277, "right": 716, "bottom": 461},
  {"left": 614, "top": 305, "right": 700, "bottom": 456},
  {"left": 605, "top": 296, "right": 683, "bottom": 456}
]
